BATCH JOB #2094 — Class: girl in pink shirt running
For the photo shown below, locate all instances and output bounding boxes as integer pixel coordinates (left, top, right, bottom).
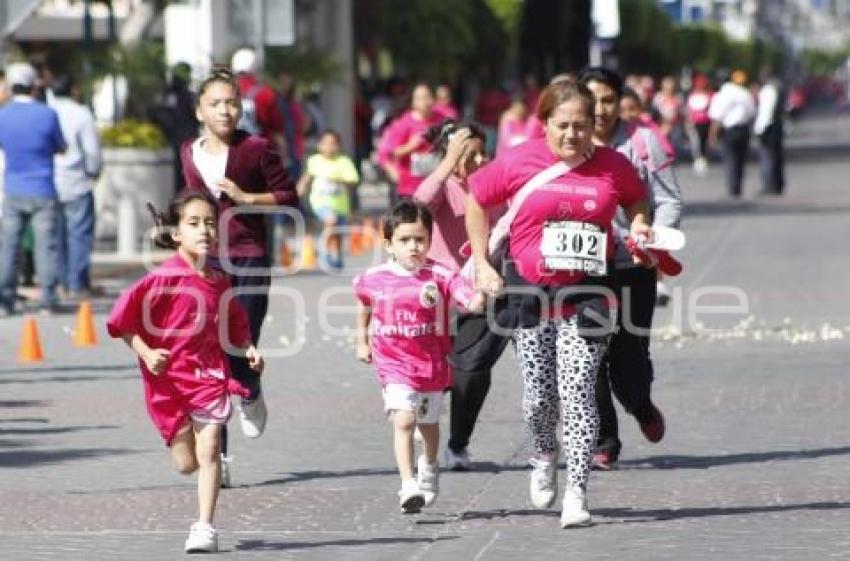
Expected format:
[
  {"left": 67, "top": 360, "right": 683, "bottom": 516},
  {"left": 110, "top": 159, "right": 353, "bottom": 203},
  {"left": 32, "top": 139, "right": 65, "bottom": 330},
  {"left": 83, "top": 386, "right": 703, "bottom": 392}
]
[
  {"left": 353, "top": 200, "right": 483, "bottom": 513},
  {"left": 107, "top": 191, "right": 264, "bottom": 553}
]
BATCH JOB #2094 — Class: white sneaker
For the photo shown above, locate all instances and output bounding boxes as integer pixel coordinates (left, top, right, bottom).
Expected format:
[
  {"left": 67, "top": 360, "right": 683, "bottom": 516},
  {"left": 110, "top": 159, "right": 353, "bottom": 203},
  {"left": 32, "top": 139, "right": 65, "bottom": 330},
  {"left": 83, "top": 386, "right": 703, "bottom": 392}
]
[
  {"left": 239, "top": 394, "right": 267, "bottom": 438},
  {"left": 417, "top": 456, "right": 439, "bottom": 507},
  {"left": 413, "top": 427, "right": 424, "bottom": 443},
  {"left": 443, "top": 447, "right": 471, "bottom": 471},
  {"left": 184, "top": 521, "right": 218, "bottom": 553},
  {"left": 529, "top": 457, "right": 557, "bottom": 508},
  {"left": 220, "top": 454, "right": 232, "bottom": 489},
  {"left": 694, "top": 156, "right": 708, "bottom": 176},
  {"left": 560, "top": 486, "right": 592, "bottom": 528},
  {"left": 398, "top": 479, "right": 425, "bottom": 514}
]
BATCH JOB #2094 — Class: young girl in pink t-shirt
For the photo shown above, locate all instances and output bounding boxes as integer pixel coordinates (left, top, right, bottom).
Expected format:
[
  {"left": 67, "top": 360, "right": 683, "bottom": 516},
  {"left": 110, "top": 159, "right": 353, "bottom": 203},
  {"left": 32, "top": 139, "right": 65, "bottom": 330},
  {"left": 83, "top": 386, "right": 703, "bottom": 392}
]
[
  {"left": 107, "top": 191, "right": 264, "bottom": 554},
  {"left": 353, "top": 200, "right": 483, "bottom": 513}
]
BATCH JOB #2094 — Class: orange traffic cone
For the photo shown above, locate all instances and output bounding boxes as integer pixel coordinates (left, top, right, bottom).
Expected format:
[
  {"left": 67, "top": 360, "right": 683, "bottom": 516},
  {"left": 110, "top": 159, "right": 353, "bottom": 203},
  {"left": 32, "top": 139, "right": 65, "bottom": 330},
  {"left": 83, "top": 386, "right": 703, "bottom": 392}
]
[
  {"left": 363, "top": 217, "right": 379, "bottom": 250},
  {"left": 349, "top": 225, "right": 364, "bottom": 256},
  {"left": 300, "top": 236, "right": 318, "bottom": 269},
  {"left": 18, "top": 316, "right": 44, "bottom": 363},
  {"left": 279, "top": 239, "right": 294, "bottom": 268},
  {"left": 73, "top": 301, "right": 98, "bottom": 347}
]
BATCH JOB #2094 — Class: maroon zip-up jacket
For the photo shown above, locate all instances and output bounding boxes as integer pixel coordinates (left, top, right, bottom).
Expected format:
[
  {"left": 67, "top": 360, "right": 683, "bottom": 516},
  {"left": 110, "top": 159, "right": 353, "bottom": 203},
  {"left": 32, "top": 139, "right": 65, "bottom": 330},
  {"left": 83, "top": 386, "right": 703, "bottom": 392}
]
[{"left": 181, "top": 130, "right": 297, "bottom": 258}]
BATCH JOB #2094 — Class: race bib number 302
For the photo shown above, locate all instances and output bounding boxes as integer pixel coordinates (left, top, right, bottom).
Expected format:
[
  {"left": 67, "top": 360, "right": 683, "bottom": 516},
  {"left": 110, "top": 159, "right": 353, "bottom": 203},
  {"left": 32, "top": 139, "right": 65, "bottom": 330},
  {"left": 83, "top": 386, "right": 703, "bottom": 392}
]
[{"left": 540, "top": 221, "right": 607, "bottom": 275}]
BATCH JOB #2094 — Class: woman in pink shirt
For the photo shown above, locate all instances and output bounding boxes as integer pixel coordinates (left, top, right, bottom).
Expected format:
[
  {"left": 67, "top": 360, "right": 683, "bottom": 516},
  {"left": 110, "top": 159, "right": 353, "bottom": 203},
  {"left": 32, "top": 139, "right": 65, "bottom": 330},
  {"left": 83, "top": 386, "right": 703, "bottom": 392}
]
[
  {"left": 414, "top": 120, "right": 504, "bottom": 471},
  {"left": 496, "top": 98, "right": 531, "bottom": 156},
  {"left": 378, "top": 83, "right": 446, "bottom": 201},
  {"left": 107, "top": 192, "right": 264, "bottom": 553},
  {"left": 466, "top": 81, "right": 653, "bottom": 528},
  {"left": 354, "top": 201, "right": 482, "bottom": 514}
]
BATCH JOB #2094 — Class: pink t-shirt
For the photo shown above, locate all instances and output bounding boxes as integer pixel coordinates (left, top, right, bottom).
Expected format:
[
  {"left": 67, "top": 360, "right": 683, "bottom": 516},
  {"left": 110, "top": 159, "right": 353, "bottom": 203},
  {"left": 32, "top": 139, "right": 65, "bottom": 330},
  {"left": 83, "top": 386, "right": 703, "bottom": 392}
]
[
  {"left": 378, "top": 110, "right": 446, "bottom": 197},
  {"left": 497, "top": 115, "right": 531, "bottom": 156},
  {"left": 469, "top": 138, "right": 646, "bottom": 286},
  {"left": 686, "top": 90, "right": 714, "bottom": 125},
  {"left": 107, "top": 255, "right": 252, "bottom": 445},
  {"left": 353, "top": 260, "right": 476, "bottom": 392},
  {"left": 414, "top": 173, "right": 504, "bottom": 271}
]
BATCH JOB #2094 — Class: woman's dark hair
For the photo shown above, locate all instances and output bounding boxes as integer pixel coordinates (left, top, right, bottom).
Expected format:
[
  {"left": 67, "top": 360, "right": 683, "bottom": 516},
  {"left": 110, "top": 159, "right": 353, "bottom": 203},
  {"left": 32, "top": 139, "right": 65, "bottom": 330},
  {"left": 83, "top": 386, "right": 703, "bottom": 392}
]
[
  {"left": 382, "top": 199, "right": 433, "bottom": 241},
  {"left": 621, "top": 86, "right": 643, "bottom": 107},
  {"left": 147, "top": 191, "right": 220, "bottom": 249},
  {"left": 197, "top": 67, "right": 239, "bottom": 105},
  {"left": 52, "top": 74, "right": 75, "bottom": 97},
  {"left": 577, "top": 66, "right": 624, "bottom": 99},
  {"left": 424, "top": 119, "right": 487, "bottom": 159},
  {"left": 535, "top": 80, "right": 596, "bottom": 122}
]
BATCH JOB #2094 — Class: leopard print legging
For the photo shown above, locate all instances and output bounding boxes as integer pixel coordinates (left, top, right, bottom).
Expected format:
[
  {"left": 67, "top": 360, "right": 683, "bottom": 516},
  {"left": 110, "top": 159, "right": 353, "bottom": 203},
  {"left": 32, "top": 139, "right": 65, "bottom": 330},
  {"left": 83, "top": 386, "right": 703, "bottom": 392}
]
[{"left": 514, "top": 316, "right": 608, "bottom": 489}]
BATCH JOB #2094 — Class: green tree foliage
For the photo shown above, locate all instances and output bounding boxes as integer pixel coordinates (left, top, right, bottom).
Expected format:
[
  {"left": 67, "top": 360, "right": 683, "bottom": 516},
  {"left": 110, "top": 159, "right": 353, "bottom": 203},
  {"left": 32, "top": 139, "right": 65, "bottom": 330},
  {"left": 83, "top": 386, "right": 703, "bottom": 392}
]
[{"left": 354, "top": 0, "right": 508, "bottom": 82}]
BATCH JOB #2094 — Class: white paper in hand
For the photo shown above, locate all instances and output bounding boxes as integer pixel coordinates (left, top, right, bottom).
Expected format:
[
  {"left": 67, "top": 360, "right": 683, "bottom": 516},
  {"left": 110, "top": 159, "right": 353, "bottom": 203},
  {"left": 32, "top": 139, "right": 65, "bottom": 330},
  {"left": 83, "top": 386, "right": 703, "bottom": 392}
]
[{"left": 645, "top": 225, "right": 686, "bottom": 251}]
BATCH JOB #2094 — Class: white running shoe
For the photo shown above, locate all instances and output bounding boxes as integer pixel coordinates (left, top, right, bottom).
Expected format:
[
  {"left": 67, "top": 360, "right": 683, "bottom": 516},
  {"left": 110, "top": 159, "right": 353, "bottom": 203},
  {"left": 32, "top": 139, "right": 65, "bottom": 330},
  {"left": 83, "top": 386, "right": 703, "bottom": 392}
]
[
  {"left": 442, "top": 447, "right": 471, "bottom": 471},
  {"left": 560, "top": 486, "right": 592, "bottom": 528},
  {"left": 239, "top": 394, "right": 267, "bottom": 438},
  {"left": 398, "top": 479, "right": 425, "bottom": 513},
  {"left": 529, "top": 457, "right": 558, "bottom": 508},
  {"left": 220, "top": 454, "right": 232, "bottom": 489},
  {"left": 184, "top": 521, "right": 218, "bottom": 553},
  {"left": 413, "top": 427, "right": 424, "bottom": 443},
  {"left": 417, "top": 455, "right": 439, "bottom": 507}
]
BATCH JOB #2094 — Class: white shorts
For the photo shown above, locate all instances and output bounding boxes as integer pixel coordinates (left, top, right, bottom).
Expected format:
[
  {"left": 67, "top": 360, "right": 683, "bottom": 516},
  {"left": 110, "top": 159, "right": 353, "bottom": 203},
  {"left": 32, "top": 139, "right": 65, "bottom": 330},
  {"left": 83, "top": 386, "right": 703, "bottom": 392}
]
[
  {"left": 190, "top": 394, "right": 233, "bottom": 425},
  {"left": 382, "top": 384, "right": 444, "bottom": 424}
]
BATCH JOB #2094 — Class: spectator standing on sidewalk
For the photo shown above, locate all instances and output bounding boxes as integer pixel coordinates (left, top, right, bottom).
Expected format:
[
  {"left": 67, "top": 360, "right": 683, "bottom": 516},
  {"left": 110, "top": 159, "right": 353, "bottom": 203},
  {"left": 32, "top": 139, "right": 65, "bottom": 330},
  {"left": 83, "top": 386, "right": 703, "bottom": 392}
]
[
  {"left": 51, "top": 74, "right": 102, "bottom": 299},
  {"left": 152, "top": 63, "right": 198, "bottom": 189},
  {"left": 753, "top": 70, "right": 786, "bottom": 196},
  {"left": 708, "top": 70, "right": 756, "bottom": 198},
  {"left": 0, "top": 62, "right": 66, "bottom": 315}
]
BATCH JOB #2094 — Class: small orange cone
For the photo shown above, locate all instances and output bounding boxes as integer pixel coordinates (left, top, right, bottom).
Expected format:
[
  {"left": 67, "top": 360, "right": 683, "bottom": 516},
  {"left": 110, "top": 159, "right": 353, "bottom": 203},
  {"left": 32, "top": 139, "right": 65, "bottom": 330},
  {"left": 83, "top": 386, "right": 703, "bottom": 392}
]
[
  {"left": 18, "top": 316, "right": 44, "bottom": 363},
  {"left": 349, "top": 226, "right": 364, "bottom": 256},
  {"left": 300, "top": 236, "right": 318, "bottom": 269},
  {"left": 279, "top": 239, "right": 294, "bottom": 268},
  {"left": 73, "top": 301, "right": 98, "bottom": 347},
  {"left": 363, "top": 217, "right": 379, "bottom": 250}
]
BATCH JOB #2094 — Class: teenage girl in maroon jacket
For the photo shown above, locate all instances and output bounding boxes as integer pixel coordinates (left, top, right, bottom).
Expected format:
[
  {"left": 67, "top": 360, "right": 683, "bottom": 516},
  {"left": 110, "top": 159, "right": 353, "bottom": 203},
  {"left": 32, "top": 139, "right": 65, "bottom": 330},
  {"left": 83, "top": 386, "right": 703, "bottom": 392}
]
[{"left": 181, "top": 69, "right": 298, "bottom": 484}]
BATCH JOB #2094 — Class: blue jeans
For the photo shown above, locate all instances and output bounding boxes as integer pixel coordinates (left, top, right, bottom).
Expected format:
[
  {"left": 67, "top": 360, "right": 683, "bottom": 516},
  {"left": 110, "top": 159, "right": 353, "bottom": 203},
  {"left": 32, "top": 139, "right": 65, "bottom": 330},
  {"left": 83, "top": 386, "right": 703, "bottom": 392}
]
[
  {"left": 58, "top": 192, "right": 95, "bottom": 292},
  {"left": 0, "top": 196, "right": 60, "bottom": 310}
]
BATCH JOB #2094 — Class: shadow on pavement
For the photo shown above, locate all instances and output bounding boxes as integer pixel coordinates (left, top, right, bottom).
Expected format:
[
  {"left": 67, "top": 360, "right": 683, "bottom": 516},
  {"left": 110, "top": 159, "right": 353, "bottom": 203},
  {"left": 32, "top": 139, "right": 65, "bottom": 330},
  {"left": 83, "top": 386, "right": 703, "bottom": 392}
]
[
  {"left": 0, "top": 400, "right": 48, "bottom": 408},
  {"left": 235, "top": 536, "right": 458, "bottom": 552},
  {"left": 0, "top": 364, "right": 136, "bottom": 375},
  {"left": 618, "top": 445, "right": 850, "bottom": 470},
  {"left": 0, "top": 373, "right": 137, "bottom": 385},
  {"left": 258, "top": 462, "right": 530, "bottom": 486},
  {"left": 0, "top": 424, "right": 118, "bottom": 436},
  {"left": 685, "top": 200, "right": 850, "bottom": 218},
  {"left": 595, "top": 501, "right": 850, "bottom": 523},
  {"left": 0, "top": 447, "right": 135, "bottom": 468}
]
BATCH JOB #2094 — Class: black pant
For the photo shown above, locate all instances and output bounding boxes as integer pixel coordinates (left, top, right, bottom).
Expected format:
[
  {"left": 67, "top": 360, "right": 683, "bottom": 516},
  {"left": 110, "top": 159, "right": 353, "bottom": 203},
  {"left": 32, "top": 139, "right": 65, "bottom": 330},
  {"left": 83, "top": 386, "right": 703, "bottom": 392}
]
[
  {"left": 447, "top": 313, "right": 497, "bottom": 454},
  {"left": 595, "top": 267, "right": 657, "bottom": 456},
  {"left": 758, "top": 124, "right": 785, "bottom": 195},
  {"left": 222, "top": 255, "right": 271, "bottom": 455},
  {"left": 722, "top": 125, "right": 751, "bottom": 197}
]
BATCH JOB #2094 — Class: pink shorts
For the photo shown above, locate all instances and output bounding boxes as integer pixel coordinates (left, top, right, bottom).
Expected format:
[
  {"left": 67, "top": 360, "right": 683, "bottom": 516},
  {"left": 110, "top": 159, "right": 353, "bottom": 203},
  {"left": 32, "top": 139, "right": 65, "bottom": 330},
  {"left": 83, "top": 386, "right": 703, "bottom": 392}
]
[{"left": 189, "top": 394, "right": 233, "bottom": 425}]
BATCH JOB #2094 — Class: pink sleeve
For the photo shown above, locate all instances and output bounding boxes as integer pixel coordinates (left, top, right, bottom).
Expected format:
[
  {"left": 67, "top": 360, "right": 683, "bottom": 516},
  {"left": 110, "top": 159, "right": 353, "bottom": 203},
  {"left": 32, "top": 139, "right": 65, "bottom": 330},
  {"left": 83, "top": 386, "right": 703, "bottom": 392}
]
[
  {"left": 353, "top": 274, "right": 372, "bottom": 306},
  {"left": 227, "top": 290, "right": 252, "bottom": 348},
  {"left": 106, "top": 278, "right": 148, "bottom": 338},
  {"left": 615, "top": 153, "right": 648, "bottom": 207},
  {"left": 444, "top": 270, "right": 476, "bottom": 310},
  {"left": 468, "top": 158, "right": 511, "bottom": 208},
  {"left": 413, "top": 171, "right": 446, "bottom": 212},
  {"left": 378, "top": 117, "right": 406, "bottom": 163}
]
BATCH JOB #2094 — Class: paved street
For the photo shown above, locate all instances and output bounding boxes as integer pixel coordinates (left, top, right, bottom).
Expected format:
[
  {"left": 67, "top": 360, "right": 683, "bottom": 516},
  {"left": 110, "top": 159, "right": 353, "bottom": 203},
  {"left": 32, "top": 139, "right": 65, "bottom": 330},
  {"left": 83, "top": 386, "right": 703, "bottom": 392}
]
[{"left": 1, "top": 122, "right": 850, "bottom": 560}]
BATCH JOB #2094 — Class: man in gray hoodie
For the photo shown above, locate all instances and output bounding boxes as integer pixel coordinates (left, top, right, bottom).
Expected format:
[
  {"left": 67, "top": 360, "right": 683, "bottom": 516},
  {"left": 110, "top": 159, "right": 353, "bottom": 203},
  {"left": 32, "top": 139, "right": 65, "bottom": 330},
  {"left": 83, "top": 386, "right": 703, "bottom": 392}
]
[{"left": 578, "top": 67, "right": 683, "bottom": 469}]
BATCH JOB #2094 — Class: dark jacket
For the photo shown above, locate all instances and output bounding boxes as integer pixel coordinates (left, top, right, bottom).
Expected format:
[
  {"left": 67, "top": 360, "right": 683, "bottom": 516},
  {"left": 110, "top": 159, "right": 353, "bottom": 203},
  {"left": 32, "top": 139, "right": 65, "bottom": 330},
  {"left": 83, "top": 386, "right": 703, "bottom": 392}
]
[{"left": 181, "top": 130, "right": 297, "bottom": 258}]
